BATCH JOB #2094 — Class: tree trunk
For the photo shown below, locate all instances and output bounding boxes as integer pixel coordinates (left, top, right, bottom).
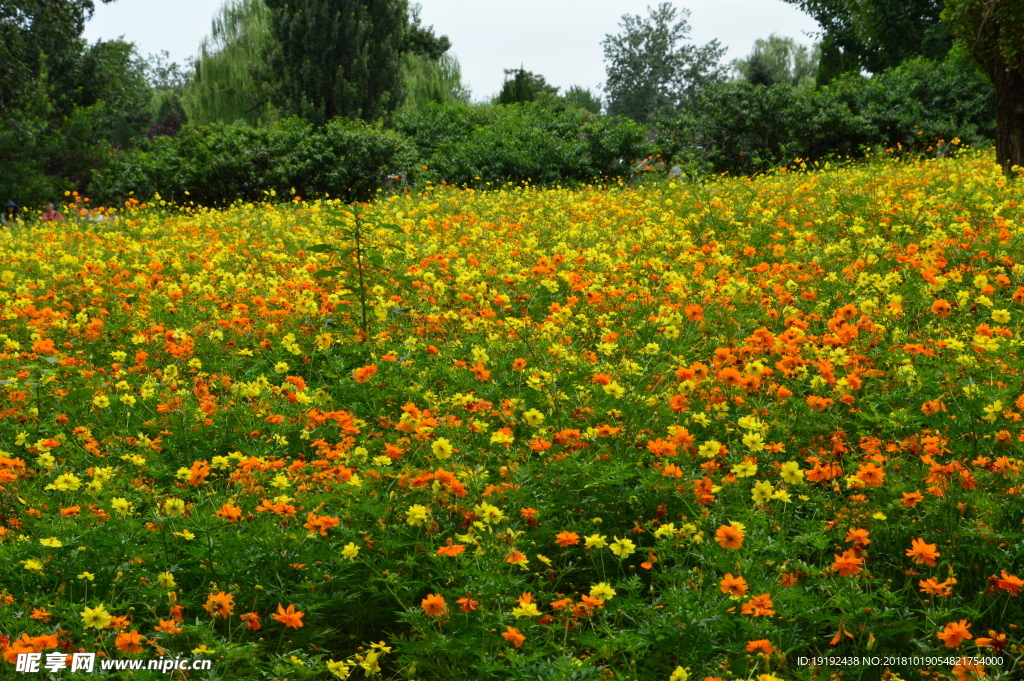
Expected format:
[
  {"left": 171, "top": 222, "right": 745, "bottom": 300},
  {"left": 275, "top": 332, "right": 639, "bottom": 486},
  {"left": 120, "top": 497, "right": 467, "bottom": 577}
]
[{"left": 994, "top": 49, "right": 1024, "bottom": 177}]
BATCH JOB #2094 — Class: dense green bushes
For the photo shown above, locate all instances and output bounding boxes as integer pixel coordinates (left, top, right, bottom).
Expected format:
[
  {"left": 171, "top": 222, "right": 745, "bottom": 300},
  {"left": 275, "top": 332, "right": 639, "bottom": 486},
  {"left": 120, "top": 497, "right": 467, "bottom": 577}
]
[
  {"left": 91, "top": 118, "right": 417, "bottom": 205},
  {"left": 91, "top": 100, "right": 650, "bottom": 205},
  {"left": 86, "top": 53, "right": 995, "bottom": 206},
  {"left": 657, "top": 49, "right": 995, "bottom": 174},
  {"left": 394, "top": 99, "right": 652, "bottom": 187}
]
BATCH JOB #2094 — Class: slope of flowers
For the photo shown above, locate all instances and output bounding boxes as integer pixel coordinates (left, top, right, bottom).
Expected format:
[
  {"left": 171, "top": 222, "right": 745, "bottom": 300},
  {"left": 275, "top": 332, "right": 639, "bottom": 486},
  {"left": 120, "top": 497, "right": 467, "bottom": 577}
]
[{"left": 0, "top": 152, "right": 1022, "bottom": 681}]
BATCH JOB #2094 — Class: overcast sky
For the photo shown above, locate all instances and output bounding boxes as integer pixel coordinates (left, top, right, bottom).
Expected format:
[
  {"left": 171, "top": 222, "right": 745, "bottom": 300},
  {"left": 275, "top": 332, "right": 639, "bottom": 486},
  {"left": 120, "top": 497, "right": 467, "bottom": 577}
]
[{"left": 83, "top": 0, "right": 821, "bottom": 101}]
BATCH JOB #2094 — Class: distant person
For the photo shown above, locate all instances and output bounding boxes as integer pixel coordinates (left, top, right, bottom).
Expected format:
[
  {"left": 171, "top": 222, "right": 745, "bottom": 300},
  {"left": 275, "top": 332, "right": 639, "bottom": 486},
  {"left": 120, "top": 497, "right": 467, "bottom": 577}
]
[
  {"left": 1, "top": 201, "right": 18, "bottom": 227},
  {"left": 40, "top": 203, "right": 64, "bottom": 222}
]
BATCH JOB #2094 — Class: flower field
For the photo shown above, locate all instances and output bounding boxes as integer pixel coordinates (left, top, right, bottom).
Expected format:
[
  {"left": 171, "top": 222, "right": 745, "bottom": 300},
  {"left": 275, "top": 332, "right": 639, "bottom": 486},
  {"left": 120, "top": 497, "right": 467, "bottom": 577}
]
[{"left": 1, "top": 152, "right": 1023, "bottom": 681}]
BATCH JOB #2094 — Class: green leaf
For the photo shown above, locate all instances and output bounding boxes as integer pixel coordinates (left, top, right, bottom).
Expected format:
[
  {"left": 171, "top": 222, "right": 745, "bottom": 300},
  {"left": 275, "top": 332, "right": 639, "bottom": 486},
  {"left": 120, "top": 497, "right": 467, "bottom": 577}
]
[
  {"left": 312, "top": 269, "right": 337, "bottom": 278},
  {"left": 306, "top": 244, "right": 335, "bottom": 253},
  {"left": 374, "top": 222, "right": 402, "bottom": 233}
]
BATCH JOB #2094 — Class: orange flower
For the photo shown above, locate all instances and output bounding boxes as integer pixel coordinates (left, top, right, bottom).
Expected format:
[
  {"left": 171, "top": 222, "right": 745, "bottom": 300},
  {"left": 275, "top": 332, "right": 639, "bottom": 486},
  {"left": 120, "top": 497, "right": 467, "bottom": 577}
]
[
  {"left": 919, "top": 577, "right": 956, "bottom": 596},
  {"left": 554, "top": 531, "right": 580, "bottom": 548},
  {"left": 854, "top": 462, "right": 885, "bottom": 487},
  {"left": 931, "top": 298, "right": 952, "bottom": 318},
  {"left": 203, "top": 591, "right": 234, "bottom": 618},
  {"left": 154, "top": 619, "right": 183, "bottom": 634},
  {"left": 715, "top": 522, "right": 744, "bottom": 549},
  {"left": 902, "top": 490, "right": 924, "bottom": 508},
  {"left": 844, "top": 528, "right": 870, "bottom": 547},
  {"left": 741, "top": 593, "right": 775, "bottom": 617},
  {"left": 832, "top": 550, "right": 864, "bottom": 577},
  {"left": 501, "top": 626, "right": 526, "bottom": 648},
  {"left": 240, "top": 612, "right": 262, "bottom": 630},
  {"left": 684, "top": 304, "right": 704, "bottom": 321},
  {"left": 511, "top": 358, "right": 527, "bottom": 371},
  {"left": 937, "top": 619, "right": 972, "bottom": 648},
  {"left": 456, "top": 597, "right": 479, "bottom": 612},
  {"left": 906, "top": 537, "right": 940, "bottom": 566},
  {"left": 29, "top": 607, "right": 51, "bottom": 622},
  {"left": 505, "top": 550, "right": 528, "bottom": 564},
  {"left": 745, "top": 639, "right": 773, "bottom": 654},
  {"left": 996, "top": 570, "right": 1023, "bottom": 596},
  {"left": 114, "top": 629, "right": 145, "bottom": 654},
  {"left": 352, "top": 364, "right": 378, "bottom": 383},
  {"left": 437, "top": 544, "right": 466, "bottom": 557},
  {"left": 272, "top": 603, "right": 305, "bottom": 628},
  {"left": 215, "top": 503, "right": 242, "bottom": 523},
  {"left": 421, "top": 593, "right": 447, "bottom": 617},
  {"left": 303, "top": 512, "right": 340, "bottom": 536},
  {"left": 719, "top": 573, "right": 748, "bottom": 598}
]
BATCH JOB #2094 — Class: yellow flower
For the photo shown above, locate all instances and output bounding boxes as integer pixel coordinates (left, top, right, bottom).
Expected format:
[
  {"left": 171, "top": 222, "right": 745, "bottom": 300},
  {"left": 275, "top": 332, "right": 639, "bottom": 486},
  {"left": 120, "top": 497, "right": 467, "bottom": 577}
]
[
  {"left": 92, "top": 393, "right": 110, "bottom": 408},
  {"left": 111, "top": 497, "right": 134, "bottom": 516},
  {"left": 80, "top": 604, "right": 112, "bottom": 629},
  {"left": 173, "top": 530, "right": 196, "bottom": 540},
  {"left": 511, "top": 602, "right": 541, "bottom": 617},
  {"left": 751, "top": 480, "right": 775, "bottom": 505},
  {"left": 670, "top": 667, "right": 690, "bottom": 681},
  {"left": 780, "top": 461, "right": 804, "bottom": 484},
  {"left": 326, "top": 660, "right": 352, "bottom": 679},
  {"left": 341, "top": 542, "right": 360, "bottom": 560},
  {"left": 609, "top": 536, "right": 636, "bottom": 558},
  {"left": 406, "top": 504, "right": 430, "bottom": 527},
  {"left": 162, "top": 498, "right": 185, "bottom": 516},
  {"left": 45, "top": 473, "right": 82, "bottom": 492},
  {"left": 474, "top": 502, "right": 506, "bottom": 524},
  {"left": 274, "top": 361, "right": 289, "bottom": 373},
  {"left": 584, "top": 534, "right": 607, "bottom": 549},
  {"left": 590, "top": 582, "right": 616, "bottom": 601},
  {"left": 21, "top": 558, "right": 44, "bottom": 572},
  {"left": 158, "top": 571, "right": 176, "bottom": 588},
  {"left": 992, "top": 309, "right": 1011, "bottom": 324},
  {"left": 742, "top": 432, "right": 765, "bottom": 451},
  {"left": 731, "top": 461, "right": 757, "bottom": 478},
  {"left": 698, "top": 440, "right": 721, "bottom": 458},
  {"left": 78, "top": 572, "right": 95, "bottom": 581},
  {"left": 431, "top": 438, "right": 453, "bottom": 459},
  {"left": 522, "top": 408, "right": 545, "bottom": 426}
]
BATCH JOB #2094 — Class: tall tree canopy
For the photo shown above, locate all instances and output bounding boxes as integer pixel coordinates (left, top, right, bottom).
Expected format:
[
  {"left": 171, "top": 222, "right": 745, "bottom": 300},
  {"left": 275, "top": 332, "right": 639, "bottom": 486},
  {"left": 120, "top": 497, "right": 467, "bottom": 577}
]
[
  {"left": 1, "top": 0, "right": 114, "bottom": 119},
  {"left": 782, "top": 0, "right": 951, "bottom": 80},
  {"left": 602, "top": 3, "right": 726, "bottom": 125},
  {"left": 182, "top": 0, "right": 278, "bottom": 126},
  {"left": 942, "top": 0, "right": 1024, "bottom": 175},
  {"left": 262, "top": 0, "right": 408, "bottom": 123},
  {"left": 733, "top": 35, "right": 820, "bottom": 88}
]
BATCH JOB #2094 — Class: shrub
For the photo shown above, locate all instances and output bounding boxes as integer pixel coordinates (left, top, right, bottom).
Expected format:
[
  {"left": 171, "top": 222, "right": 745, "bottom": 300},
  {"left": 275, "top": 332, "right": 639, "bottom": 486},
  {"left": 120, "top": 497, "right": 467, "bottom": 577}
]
[{"left": 90, "top": 117, "right": 417, "bottom": 206}]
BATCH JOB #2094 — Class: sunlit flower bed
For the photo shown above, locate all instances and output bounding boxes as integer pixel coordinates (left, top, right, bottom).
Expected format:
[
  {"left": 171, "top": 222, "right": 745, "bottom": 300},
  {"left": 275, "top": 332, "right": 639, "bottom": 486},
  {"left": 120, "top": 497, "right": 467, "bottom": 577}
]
[{"left": 0, "top": 152, "right": 1022, "bottom": 681}]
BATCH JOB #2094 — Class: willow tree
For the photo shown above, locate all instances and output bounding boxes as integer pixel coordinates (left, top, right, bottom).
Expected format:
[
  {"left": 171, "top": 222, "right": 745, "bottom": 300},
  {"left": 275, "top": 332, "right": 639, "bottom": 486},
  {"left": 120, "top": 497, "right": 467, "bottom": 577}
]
[
  {"left": 181, "top": 0, "right": 278, "bottom": 126},
  {"left": 942, "top": 0, "right": 1024, "bottom": 176},
  {"left": 402, "top": 52, "right": 468, "bottom": 112}
]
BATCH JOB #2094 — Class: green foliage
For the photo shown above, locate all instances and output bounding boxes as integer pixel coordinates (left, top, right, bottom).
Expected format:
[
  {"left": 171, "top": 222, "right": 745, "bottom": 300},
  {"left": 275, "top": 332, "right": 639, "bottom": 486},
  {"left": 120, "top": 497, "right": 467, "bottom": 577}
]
[
  {"left": 394, "top": 100, "right": 653, "bottom": 187},
  {"left": 941, "top": 0, "right": 1024, "bottom": 175},
  {"left": 90, "top": 117, "right": 417, "bottom": 206},
  {"left": 563, "top": 86, "right": 602, "bottom": 115},
  {"left": 263, "top": 0, "right": 407, "bottom": 124},
  {"left": 602, "top": 2, "right": 726, "bottom": 124},
  {"left": 781, "top": 0, "right": 951, "bottom": 78},
  {"left": 402, "top": 2, "right": 451, "bottom": 61},
  {"left": 733, "top": 34, "right": 820, "bottom": 89},
  {"left": 657, "top": 48, "right": 994, "bottom": 175},
  {"left": 402, "top": 52, "right": 469, "bottom": 113},
  {"left": 181, "top": 0, "right": 278, "bottom": 128}
]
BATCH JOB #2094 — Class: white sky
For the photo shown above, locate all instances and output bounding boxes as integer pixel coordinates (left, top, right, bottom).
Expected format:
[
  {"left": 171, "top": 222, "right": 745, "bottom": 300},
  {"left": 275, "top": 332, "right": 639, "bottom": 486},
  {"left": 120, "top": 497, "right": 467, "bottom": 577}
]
[{"left": 83, "top": 0, "right": 820, "bottom": 101}]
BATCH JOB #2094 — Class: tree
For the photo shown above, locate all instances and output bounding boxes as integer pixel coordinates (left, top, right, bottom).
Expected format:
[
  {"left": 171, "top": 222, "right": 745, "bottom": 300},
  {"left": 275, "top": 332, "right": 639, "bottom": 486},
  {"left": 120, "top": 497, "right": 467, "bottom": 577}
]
[
  {"left": 402, "top": 51, "right": 469, "bottom": 112},
  {"left": 563, "top": 86, "right": 602, "bottom": 115},
  {"left": 942, "top": 0, "right": 1024, "bottom": 176},
  {"left": 497, "top": 68, "right": 558, "bottom": 105},
  {"left": 733, "top": 35, "right": 820, "bottom": 89},
  {"left": 602, "top": 3, "right": 726, "bottom": 124},
  {"left": 262, "top": 0, "right": 407, "bottom": 124},
  {"left": 781, "top": 0, "right": 951, "bottom": 79},
  {"left": 182, "top": 0, "right": 279, "bottom": 127},
  {"left": 1, "top": 0, "right": 115, "bottom": 119}
]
